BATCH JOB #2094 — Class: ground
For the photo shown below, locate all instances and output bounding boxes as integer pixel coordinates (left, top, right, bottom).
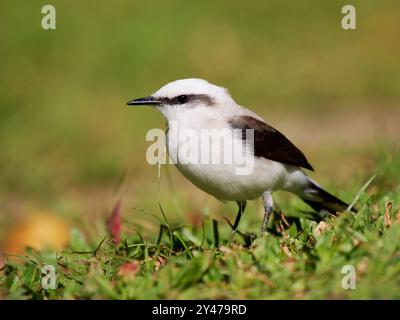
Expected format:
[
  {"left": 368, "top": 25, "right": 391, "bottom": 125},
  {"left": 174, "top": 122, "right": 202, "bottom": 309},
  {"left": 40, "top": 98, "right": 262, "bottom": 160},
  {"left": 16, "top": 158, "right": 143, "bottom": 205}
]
[{"left": 1, "top": 149, "right": 399, "bottom": 299}]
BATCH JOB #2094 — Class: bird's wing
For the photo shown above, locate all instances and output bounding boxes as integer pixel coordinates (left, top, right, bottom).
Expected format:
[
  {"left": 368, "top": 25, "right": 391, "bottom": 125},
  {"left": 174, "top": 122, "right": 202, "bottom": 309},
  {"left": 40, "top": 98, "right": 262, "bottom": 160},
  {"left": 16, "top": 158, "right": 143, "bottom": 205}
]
[{"left": 228, "top": 115, "right": 314, "bottom": 171}]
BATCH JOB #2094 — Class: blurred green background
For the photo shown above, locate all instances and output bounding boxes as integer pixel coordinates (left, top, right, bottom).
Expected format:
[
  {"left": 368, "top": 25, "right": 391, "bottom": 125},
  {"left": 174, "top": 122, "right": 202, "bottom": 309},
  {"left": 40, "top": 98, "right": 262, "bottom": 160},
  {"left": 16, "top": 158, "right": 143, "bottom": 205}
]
[{"left": 0, "top": 1, "right": 399, "bottom": 250}]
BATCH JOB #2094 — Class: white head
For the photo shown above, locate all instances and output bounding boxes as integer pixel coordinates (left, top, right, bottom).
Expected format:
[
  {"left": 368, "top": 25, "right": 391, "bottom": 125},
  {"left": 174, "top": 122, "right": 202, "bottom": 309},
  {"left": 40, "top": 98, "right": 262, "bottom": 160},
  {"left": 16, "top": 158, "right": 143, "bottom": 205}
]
[{"left": 127, "top": 78, "right": 236, "bottom": 119}]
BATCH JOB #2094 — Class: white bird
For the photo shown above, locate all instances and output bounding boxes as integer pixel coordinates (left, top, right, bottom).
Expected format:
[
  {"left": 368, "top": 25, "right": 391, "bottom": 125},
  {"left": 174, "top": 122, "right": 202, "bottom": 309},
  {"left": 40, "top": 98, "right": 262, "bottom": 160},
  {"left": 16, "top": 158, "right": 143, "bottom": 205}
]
[{"left": 127, "top": 78, "right": 354, "bottom": 233}]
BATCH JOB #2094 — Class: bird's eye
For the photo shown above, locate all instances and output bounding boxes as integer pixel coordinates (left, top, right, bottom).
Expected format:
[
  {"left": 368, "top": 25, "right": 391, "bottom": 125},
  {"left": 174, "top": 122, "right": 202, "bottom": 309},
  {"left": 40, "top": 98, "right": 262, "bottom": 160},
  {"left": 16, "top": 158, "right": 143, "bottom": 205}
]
[{"left": 176, "top": 95, "right": 189, "bottom": 104}]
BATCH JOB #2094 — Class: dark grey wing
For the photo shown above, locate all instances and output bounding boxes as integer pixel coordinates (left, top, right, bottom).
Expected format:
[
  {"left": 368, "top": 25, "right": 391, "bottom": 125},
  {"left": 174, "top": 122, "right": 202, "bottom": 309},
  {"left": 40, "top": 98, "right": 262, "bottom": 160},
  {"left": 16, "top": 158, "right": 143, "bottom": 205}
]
[{"left": 229, "top": 115, "right": 314, "bottom": 171}]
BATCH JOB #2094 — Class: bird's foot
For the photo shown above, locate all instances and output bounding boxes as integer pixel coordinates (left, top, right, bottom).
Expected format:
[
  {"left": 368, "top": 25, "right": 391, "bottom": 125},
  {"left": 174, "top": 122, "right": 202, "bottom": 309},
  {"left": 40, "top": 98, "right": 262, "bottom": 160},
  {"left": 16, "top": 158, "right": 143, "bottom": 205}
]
[{"left": 224, "top": 217, "right": 256, "bottom": 247}]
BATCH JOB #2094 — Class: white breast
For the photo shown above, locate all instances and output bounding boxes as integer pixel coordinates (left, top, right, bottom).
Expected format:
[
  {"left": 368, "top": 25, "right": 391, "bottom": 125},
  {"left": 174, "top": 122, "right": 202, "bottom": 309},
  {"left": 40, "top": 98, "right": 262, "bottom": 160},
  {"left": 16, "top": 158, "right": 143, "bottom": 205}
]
[{"left": 165, "top": 108, "right": 291, "bottom": 201}]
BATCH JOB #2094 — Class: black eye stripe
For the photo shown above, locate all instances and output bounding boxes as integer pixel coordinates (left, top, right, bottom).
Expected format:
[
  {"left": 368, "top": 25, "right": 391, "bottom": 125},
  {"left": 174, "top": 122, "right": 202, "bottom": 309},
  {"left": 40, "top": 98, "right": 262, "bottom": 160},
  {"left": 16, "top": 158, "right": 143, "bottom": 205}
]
[
  {"left": 175, "top": 95, "right": 189, "bottom": 104},
  {"left": 160, "top": 94, "right": 214, "bottom": 106}
]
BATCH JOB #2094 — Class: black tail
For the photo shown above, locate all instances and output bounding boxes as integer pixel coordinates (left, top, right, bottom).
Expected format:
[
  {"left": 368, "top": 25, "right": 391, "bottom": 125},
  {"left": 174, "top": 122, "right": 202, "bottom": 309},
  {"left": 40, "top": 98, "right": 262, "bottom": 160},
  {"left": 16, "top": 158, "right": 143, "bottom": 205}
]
[{"left": 300, "top": 179, "right": 356, "bottom": 215}]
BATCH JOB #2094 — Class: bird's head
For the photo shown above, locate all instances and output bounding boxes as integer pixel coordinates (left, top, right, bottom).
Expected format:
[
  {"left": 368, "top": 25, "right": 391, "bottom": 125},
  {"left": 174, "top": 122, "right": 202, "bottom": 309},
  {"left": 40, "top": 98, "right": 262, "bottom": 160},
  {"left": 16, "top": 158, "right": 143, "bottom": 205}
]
[{"left": 127, "top": 78, "right": 235, "bottom": 119}]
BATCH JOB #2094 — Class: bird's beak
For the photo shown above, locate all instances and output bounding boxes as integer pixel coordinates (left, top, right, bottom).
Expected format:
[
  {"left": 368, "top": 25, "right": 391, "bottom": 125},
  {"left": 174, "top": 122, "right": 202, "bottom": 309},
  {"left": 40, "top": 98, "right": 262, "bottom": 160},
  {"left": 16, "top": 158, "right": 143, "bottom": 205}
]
[{"left": 126, "top": 96, "right": 162, "bottom": 106}]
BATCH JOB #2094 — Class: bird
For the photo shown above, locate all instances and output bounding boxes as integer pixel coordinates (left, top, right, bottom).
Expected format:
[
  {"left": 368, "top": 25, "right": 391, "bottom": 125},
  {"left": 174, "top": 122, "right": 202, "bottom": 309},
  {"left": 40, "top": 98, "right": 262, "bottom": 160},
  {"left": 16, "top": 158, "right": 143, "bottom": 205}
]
[{"left": 127, "top": 78, "right": 355, "bottom": 234}]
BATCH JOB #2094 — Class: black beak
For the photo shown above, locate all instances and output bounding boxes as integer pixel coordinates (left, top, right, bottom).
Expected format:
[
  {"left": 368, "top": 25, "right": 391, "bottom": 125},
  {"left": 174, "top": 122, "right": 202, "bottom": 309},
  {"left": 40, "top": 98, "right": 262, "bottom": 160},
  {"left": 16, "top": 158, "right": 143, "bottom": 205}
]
[{"left": 126, "top": 96, "right": 162, "bottom": 106}]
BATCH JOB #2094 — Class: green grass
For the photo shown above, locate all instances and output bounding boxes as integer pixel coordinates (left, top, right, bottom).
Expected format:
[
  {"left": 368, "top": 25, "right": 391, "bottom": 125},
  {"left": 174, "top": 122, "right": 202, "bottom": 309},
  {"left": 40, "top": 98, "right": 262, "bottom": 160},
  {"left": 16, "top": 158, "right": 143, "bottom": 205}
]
[{"left": 1, "top": 154, "right": 399, "bottom": 300}]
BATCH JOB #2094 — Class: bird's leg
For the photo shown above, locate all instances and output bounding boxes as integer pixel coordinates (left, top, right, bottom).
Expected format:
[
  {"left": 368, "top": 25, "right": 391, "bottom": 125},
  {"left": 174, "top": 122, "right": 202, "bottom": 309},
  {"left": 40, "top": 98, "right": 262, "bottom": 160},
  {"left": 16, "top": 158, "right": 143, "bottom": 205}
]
[
  {"left": 228, "top": 201, "right": 247, "bottom": 244},
  {"left": 233, "top": 201, "right": 247, "bottom": 231},
  {"left": 261, "top": 191, "right": 273, "bottom": 233}
]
